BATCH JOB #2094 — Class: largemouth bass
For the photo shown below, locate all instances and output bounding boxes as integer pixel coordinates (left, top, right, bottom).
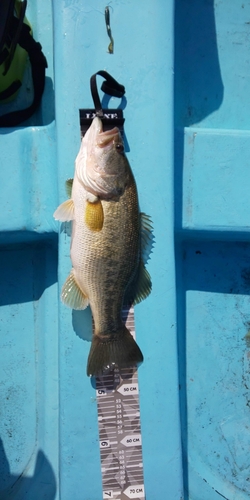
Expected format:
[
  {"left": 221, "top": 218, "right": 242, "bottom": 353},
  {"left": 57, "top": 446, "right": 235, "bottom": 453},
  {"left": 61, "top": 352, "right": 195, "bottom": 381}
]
[{"left": 54, "top": 117, "right": 152, "bottom": 376}]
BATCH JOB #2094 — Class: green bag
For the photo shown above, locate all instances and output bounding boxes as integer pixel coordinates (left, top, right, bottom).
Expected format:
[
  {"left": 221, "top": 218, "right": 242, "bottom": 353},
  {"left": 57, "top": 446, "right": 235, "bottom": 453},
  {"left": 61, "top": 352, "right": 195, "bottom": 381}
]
[{"left": 0, "top": 0, "right": 47, "bottom": 126}]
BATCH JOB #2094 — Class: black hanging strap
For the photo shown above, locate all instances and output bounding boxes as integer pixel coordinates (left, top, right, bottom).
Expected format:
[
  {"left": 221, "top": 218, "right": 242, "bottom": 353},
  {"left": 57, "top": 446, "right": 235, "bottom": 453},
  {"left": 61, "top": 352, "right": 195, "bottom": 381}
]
[
  {"left": 80, "top": 71, "right": 126, "bottom": 136},
  {"left": 90, "top": 70, "right": 125, "bottom": 116}
]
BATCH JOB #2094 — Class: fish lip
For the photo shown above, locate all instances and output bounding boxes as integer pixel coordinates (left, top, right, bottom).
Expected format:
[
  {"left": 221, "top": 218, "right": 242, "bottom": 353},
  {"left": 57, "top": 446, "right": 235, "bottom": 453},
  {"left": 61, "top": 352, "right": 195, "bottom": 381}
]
[{"left": 97, "top": 127, "right": 120, "bottom": 148}]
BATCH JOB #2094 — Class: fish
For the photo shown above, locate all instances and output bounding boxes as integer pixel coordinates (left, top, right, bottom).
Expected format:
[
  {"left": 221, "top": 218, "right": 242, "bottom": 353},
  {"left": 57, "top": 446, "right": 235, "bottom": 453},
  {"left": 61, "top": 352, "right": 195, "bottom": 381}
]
[{"left": 54, "top": 117, "right": 153, "bottom": 377}]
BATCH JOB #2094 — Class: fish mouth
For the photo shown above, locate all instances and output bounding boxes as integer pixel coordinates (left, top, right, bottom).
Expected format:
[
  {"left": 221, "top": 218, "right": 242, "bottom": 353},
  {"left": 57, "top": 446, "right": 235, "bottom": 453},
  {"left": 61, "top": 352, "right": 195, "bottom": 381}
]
[{"left": 96, "top": 126, "right": 120, "bottom": 148}]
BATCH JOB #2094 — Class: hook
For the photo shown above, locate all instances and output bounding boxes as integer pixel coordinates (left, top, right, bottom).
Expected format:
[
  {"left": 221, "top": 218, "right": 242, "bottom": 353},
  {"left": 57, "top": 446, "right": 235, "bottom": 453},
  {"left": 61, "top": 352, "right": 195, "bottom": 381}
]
[{"left": 105, "top": 6, "right": 114, "bottom": 54}]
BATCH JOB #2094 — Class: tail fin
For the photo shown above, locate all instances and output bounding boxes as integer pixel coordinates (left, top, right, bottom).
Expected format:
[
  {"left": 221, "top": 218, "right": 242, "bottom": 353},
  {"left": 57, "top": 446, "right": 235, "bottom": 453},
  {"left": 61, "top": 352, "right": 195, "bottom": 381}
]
[{"left": 87, "top": 326, "right": 143, "bottom": 377}]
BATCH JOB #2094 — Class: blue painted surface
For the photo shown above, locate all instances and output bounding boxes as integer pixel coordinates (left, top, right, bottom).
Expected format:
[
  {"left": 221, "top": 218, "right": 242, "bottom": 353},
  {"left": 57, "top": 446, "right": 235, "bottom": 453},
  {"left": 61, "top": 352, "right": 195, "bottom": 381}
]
[
  {"left": 175, "top": 1, "right": 250, "bottom": 499},
  {"left": 0, "top": 1, "right": 58, "bottom": 499},
  {"left": 1, "top": 0, "right": 250, "bottom": 499},
  {"left": 53, "top": 1, "right": 182, "bottom": 499}
]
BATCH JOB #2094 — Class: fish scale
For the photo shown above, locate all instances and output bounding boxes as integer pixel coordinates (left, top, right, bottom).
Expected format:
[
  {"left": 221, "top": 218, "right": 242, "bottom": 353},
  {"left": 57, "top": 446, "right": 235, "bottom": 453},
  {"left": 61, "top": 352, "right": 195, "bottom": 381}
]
[{"left": 71, "top": 172, "right": 140, "bottom": 336}]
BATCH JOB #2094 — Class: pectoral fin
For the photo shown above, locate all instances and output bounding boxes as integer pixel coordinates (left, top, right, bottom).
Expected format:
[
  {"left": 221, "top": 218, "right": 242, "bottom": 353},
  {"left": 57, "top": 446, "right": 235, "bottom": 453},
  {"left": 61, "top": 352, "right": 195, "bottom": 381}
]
[
  {"left": 124, "top": 260, "right": 152, "bottom": 306},
  {"left": 53, "top": 199, "right": 74, "bottom": 221},
  {"left": 61, "top": 270, "right": 89, "bottom": 310},
  {"left": 85, "top": 199, "right": 104, "bottom": 231}
]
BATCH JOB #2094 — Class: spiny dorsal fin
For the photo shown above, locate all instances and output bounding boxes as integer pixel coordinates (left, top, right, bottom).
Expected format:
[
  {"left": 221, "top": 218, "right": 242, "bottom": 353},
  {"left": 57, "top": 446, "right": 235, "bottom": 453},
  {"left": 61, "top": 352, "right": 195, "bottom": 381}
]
[
  {"left": 140, "top": 212, "right": 154, "bottom": 264},
  {"left": 61, "top": 270, "right": 89, "bottom": 310},
  {"left": 53, "top": 199, "right": 74, "bottom": 221},
  {"left": 65, "top": 178, "right": 73, "bottom": 198},
  {"left": 124, "top": 259, "right": 152, "bottom": 306}
]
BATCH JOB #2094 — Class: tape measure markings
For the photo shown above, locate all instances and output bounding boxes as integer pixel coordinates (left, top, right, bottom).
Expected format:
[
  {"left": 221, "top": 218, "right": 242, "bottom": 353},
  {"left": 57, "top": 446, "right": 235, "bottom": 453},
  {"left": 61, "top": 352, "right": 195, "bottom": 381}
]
[{"left": 96, "top": 306, "right": 145, "bottom": 500}]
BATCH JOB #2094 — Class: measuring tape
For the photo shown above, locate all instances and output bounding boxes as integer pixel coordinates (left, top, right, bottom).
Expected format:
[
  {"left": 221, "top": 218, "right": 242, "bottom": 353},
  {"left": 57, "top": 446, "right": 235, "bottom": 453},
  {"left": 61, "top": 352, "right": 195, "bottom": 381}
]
[{"left": 95, "top": 307, "right": 145, "bottom": 500}]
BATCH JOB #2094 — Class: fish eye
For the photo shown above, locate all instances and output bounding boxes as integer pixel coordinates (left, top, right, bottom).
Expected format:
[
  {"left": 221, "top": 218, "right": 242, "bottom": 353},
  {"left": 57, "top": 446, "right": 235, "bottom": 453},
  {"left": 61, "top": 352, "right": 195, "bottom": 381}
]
[{"left": 115, "top": 143, "right": 124, "bottom": 154}]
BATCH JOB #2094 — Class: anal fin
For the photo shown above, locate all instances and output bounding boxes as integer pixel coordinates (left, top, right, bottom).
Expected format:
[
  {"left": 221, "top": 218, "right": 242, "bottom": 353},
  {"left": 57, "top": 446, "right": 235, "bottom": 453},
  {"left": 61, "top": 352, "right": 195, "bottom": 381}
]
[{"left": 61, "top": 270, "right": 89, "bottom": 310}]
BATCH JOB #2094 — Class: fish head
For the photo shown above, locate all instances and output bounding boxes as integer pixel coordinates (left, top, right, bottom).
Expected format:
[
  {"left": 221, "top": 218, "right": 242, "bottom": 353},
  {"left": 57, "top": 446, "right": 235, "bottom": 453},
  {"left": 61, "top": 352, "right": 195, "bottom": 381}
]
[{"left": 76, "top": 117, "right": 130, "bottom": 199}]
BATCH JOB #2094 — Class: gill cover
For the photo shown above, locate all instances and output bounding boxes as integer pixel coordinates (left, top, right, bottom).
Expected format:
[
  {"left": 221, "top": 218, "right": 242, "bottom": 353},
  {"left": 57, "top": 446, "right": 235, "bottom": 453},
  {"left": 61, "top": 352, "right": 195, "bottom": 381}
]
[{"left": 76, "top": 117, "right": 129, "bottom": 199}]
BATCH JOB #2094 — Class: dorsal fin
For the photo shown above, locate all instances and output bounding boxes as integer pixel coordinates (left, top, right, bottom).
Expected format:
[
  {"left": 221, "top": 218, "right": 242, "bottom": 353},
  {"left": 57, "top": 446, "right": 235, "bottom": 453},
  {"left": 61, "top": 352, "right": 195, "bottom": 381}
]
[
  {"left": 124, "top": 259, "right": 152, "bottom": 306},
  {"left": 140, "top": 213, "right": 154, "bottom": 264},
  {"left": 124, "top": 213, "right": 153, "bottom": 306},
  {"left": 65, "top": 178, "right": 73, "bottom": 198}
]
